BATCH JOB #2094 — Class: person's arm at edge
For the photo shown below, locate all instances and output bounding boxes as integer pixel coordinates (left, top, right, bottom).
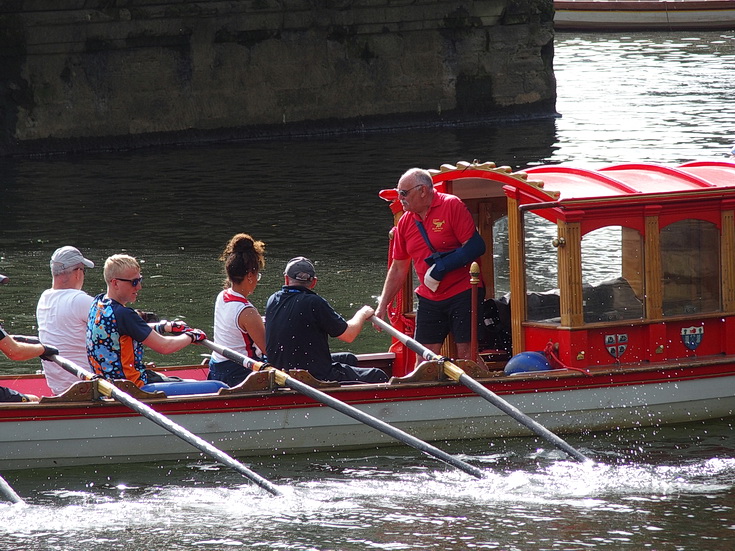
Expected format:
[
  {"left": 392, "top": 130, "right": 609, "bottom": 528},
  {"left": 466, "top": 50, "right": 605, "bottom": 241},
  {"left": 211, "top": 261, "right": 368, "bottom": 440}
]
[{"left": 0, "top": 333, "right": 45, "bottom": 362}]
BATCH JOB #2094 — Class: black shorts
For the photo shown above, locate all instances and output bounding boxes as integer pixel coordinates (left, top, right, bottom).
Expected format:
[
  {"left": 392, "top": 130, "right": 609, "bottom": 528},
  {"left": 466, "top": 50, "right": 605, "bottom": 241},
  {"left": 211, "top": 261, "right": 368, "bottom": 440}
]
[{"left": 415, "top": 289, "right": 482, "bottom": 345}]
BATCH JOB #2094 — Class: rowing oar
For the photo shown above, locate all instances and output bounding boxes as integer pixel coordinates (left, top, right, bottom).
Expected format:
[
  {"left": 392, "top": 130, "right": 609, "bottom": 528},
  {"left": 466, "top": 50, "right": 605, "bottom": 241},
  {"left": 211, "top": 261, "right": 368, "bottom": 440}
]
[
  {"left": 202, "top": 340, "right": 485, "bottom": 479},
  {"left": 0, "top": 473, "right": 23, "bottom": 504},
  {"left": 370, "top": 315, "right": 590, "bottom": 463},
  {"left": 48, "top": 353, "right": 282, "bottom": 496}
]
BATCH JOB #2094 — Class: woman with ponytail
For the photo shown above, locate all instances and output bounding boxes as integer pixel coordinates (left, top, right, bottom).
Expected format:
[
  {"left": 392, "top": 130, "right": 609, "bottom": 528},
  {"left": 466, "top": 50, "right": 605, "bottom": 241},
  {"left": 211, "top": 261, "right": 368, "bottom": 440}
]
[{"left": 207, "top": 233, "right": 267, "bottom": 387}]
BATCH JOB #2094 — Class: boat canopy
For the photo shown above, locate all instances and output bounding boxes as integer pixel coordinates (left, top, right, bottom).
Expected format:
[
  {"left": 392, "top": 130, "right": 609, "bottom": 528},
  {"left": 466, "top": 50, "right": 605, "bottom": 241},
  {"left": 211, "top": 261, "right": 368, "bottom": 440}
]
[
  {"left": 425, "top": 159, "right": 734, "bottom": 202},
  {"left": 422, "top": 160, "right": 735, "bottom": 228},
  {"left": 524, "top": 161, "right": 735, "bottom": 202}
]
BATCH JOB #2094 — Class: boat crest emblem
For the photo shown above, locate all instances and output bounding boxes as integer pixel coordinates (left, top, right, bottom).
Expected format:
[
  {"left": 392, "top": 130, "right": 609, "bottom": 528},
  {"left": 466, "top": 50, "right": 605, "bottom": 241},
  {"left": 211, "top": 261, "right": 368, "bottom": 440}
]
[
  {"left": 681, "top": 326, "right": 704, "bottom": 351},
  {"left": 605, "top": 333, "right": 628, "bottom": 358}
]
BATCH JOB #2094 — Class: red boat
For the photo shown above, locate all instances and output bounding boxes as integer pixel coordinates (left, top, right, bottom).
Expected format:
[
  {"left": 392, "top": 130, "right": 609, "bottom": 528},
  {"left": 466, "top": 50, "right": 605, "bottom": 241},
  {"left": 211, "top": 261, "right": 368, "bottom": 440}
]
[{"left": 2, "top": 159, "right": 735, "bottom": 471}]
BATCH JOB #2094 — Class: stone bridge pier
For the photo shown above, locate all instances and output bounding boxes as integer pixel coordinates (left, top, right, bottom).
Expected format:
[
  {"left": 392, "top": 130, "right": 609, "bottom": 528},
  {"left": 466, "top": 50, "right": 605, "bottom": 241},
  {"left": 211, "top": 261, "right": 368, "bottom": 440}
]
[{"left": 0, "top": 0, "right": 555, "bottom": 155}]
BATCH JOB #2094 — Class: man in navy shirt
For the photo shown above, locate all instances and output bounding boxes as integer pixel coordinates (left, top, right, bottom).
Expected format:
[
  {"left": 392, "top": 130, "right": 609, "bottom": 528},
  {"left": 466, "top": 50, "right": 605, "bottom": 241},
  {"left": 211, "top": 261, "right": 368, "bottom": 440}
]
[{"left": 265, "top": 257, "right": 388, "bottom": 383}]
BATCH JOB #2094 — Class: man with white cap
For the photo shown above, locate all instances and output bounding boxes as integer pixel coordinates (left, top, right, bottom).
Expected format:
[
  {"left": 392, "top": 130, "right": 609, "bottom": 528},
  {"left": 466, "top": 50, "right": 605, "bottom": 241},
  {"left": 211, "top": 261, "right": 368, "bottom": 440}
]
[
  {"left": 36, "top": 246, "right": 96, "bottom": 394},
  {"left": 265, "top": 256, "right": 388, "bottom": 383}
]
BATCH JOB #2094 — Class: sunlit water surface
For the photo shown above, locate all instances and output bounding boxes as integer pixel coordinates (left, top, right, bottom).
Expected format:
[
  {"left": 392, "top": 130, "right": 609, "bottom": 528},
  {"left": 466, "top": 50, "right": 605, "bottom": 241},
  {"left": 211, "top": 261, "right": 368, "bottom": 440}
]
[
  {"left": 2, "top": 421, "right": 735, "bottom": 551},
  {"left": 1, "top": 31, "right": 735, "bottom": 550}
]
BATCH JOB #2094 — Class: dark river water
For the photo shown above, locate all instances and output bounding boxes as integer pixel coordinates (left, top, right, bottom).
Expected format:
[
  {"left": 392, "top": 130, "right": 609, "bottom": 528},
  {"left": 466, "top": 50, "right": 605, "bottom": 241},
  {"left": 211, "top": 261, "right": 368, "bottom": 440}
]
[{"left": 1, "top": 31, "right": 735, "bottom": 550}]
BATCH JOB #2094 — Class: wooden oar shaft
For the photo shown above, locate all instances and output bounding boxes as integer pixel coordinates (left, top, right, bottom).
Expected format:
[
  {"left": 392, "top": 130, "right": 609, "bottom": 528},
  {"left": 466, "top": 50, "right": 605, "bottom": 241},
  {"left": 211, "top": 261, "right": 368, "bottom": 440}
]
[
  {"left": 371, "top": 315, "right": 590, "bottom": 463},
  {"left": 283, "top": 371, "right": 484, "bottom": 478},
  {"left": 50, "top": 354, "right": 282, "bottom": 496},
  {"left": 0, "top": 474, "right": 23, "bottom": 504},
  {"left": 203, "top": 340, "right": 485, "bottom": 479},
  {"left": 452, "top": 366, "right": 588, "bottom": 462}
]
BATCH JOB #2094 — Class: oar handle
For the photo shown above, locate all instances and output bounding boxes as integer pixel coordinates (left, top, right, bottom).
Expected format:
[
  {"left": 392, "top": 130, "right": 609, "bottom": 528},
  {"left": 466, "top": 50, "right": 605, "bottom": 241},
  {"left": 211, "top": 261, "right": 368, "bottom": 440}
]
[
  {"left": 370, "top": 315, "right": 439, "bottom": 362},
  {"left": 201, "top": 340, "right": 286, "bottom": 384},
  {"left": 203, "top": 339, "right": 264, "bottom": 370}
]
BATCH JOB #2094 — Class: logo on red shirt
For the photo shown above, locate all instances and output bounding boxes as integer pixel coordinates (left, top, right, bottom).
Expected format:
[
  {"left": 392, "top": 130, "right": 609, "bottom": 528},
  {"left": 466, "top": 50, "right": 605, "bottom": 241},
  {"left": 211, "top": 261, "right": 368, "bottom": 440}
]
[{"left": 431, "top": 219, "right": 446, "bottom": 232}]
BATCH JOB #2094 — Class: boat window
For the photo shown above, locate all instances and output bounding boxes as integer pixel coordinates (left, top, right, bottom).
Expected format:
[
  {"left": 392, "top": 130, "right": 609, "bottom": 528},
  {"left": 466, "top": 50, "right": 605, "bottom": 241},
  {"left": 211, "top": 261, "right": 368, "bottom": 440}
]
[
  {"left": 524, "top": 212, "right": 561, "bottom": 322},
  {"left": 492, "top": 215, "right": 510, "bottom": 298},
  {"left": 582, "top": 226, "right": 644, "bottom": 322},
  {"left": 661, "top": 219, "right": 720, "bottom": 316}
]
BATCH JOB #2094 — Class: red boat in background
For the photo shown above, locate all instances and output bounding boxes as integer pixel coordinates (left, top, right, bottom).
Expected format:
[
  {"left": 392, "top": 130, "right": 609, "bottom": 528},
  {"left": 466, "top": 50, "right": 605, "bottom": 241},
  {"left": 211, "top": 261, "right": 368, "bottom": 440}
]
[{"left": 2, "top": 159, "right": 735, "bottom": 471}]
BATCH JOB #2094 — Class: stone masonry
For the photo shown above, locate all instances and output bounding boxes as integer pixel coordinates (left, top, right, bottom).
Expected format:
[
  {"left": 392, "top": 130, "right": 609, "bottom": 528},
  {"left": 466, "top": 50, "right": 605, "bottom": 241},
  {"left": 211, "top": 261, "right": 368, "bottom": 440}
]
[{"left": 0, "top": 0, "right": 555, "bottom": 155}]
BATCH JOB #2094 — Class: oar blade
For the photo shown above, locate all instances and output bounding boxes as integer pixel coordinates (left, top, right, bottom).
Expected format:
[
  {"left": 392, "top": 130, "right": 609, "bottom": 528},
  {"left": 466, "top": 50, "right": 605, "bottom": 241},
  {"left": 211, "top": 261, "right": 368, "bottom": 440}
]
[
  {"left": 0, "top": 474, "right": 23, "bottom": 504},
  {"left": 49, "top": 354, "right": 282, "bottom": 496},
  {"left": 201, "top": 340, "right": 485, "bottom": 479},
  {"left": 370, "top": 314, "right": 591, "bottom": 463}
]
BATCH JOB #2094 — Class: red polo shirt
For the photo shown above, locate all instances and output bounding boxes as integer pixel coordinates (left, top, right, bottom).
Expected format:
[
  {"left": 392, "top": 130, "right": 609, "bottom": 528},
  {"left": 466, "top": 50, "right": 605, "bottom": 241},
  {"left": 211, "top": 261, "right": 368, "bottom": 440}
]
[{"left": 393, "top": 192, "right": 479, "bottom": 301}]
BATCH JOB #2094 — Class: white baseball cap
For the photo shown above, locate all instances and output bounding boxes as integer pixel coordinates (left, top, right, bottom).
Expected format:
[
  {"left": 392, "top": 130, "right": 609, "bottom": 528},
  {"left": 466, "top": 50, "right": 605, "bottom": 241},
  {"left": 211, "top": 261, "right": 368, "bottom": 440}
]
[{"left": 50, "top": 246, "right": 95, "bottom": 275}]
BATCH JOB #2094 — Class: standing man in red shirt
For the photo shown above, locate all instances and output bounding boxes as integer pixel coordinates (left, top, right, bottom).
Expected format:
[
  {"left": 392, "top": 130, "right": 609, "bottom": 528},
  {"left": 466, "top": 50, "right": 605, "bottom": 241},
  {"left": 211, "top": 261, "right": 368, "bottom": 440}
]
[{"left": 375, "top": 168, "right": 485, "bottom": 360}]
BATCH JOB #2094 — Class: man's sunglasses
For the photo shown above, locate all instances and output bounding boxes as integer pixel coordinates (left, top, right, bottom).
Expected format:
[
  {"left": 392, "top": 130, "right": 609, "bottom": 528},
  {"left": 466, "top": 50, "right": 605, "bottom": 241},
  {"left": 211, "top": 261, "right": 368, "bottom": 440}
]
[
  {"left": 396, "top": 184, "right": 423, "bottom": 198},
  {"left": 115, "top": 276, "right": 143, "bottom": 287}
]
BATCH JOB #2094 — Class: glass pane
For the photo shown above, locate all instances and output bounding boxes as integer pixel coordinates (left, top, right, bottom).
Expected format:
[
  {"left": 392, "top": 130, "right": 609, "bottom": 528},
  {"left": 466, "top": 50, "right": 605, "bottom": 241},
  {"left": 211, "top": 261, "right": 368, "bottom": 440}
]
[
  {"left": 582, "top": 226, "right": 644, "bottom": 322},
  {"left": 492, "top": 215, "right": 510, "bottom": 298},
  {"left": 524, "top": 212, "right": 560, "bottom": 322},
  {"left": 662, "top": 219, "right": 720, "bottom": 316}
]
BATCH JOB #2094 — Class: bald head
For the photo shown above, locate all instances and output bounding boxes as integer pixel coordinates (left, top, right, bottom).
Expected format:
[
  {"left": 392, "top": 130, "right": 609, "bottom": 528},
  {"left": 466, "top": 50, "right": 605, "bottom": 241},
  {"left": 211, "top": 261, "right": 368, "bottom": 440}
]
[
  {"left": 397, "top": 168, "right": 434, "bottom": 217},
  {"left": 398, "top": 168, "right": 433, "bottom": 189}
]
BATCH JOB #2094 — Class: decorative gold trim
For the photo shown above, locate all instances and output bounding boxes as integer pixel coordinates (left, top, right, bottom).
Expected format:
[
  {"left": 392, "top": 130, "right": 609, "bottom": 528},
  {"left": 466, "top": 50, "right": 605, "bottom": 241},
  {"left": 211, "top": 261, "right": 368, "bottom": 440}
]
[{"left": 428, "top": 160, "right": 557, "bottom": 199}]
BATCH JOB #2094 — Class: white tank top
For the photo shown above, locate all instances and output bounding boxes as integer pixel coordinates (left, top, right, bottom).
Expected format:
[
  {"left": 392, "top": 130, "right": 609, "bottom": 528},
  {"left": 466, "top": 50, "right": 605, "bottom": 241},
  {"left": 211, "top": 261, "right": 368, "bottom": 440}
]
[{"left": 210, "top": 289, "right": 260, "bottom": 362}]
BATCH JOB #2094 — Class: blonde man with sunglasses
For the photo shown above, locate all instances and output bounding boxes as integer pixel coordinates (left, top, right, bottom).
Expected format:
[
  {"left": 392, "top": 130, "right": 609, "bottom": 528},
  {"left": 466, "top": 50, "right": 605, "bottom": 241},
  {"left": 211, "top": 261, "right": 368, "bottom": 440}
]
[{"left": 86, "top": 254, "right": 206, "bottom": 388}]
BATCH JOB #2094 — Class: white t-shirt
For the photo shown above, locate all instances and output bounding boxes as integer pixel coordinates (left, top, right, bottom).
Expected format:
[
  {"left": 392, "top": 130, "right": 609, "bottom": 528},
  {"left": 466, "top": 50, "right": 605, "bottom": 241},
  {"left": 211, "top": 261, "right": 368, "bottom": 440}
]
[{"left": 36, "top": 288, "right": 94, "bottom": 394}]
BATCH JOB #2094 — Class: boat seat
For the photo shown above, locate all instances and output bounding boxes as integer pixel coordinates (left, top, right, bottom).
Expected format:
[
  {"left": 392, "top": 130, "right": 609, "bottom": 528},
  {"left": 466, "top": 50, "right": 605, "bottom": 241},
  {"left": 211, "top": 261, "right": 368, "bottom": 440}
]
[
  {"left": 39, "top": 379, "right": 170, "bottom": 403},
  {"left": 389, "top": 359, "right": 492, "bottom": 384},
  {"left": 526, "top": 289, "right": 561, "bottom": 321},
  {"left": 501, "top": 277, "right": 643, "bottom": 325}
]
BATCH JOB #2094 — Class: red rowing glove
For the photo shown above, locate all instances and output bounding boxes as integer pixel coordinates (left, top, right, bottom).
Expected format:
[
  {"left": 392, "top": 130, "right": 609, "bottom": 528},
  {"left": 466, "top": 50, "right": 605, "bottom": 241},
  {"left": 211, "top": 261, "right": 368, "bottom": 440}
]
[
  {"left": 169, "top": 320, "right": 190, "bottom": 334},
  {"left": 184, "top": 328, "right": 207, "bottom": 343},
  {"left": 154, "top": 320, "right": 191, "bottom": 335}
]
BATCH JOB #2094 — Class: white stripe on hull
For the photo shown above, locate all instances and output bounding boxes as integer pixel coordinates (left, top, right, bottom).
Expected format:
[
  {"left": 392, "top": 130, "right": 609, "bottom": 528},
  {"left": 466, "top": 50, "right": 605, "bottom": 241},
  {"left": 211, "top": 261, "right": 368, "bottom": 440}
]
[{"left": 3, "top": 374, "right": 733, "bottom": 470}]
